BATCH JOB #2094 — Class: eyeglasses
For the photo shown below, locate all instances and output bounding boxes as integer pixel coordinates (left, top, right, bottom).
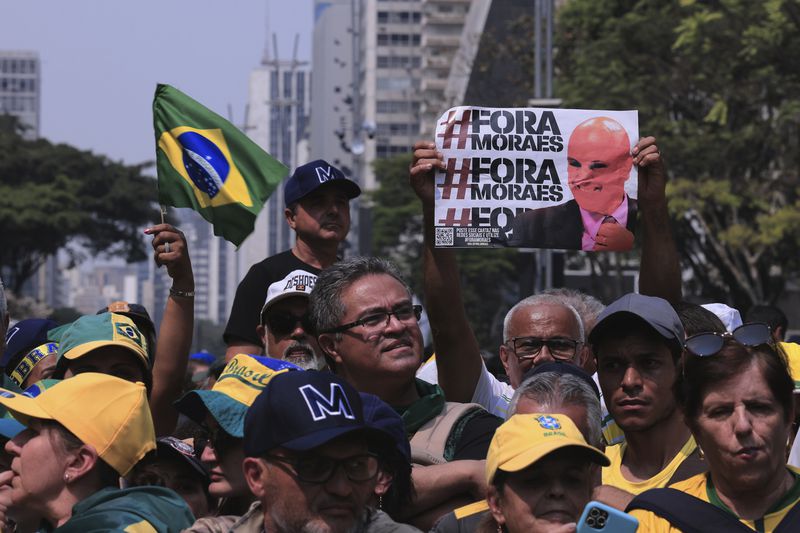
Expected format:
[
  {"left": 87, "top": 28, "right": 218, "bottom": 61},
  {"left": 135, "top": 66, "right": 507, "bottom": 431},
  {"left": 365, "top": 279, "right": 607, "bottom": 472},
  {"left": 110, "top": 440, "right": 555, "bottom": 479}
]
[
  {"left": 264, "top": 311, "right": 315, "bottom": 337},
  {"left": 507, "top": 337, "right": 581, "bottom": 361},
  {"left": 263, "top": 453, "right": 379, "bottom": 484},
  {"left": 195, "top": 425, "right": 238, "bottom": 459},
  {"left": 321, "top": 304, "right": 422, "bottom": 334},
  {"left": 684, "top": 322, "right": 772, "bottom": 357}
]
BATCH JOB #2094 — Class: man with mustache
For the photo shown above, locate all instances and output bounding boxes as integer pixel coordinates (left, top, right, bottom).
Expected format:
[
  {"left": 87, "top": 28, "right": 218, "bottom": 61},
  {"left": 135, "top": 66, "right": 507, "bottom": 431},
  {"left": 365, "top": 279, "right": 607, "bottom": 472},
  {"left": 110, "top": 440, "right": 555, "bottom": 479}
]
[
  {"left": 224, "top": 160, "right": 360, "bottom": 360},
  {"left": 257, "top": 269, "right": 325, "bottom": 370},
  {"left": 510, "top": 116, "right": 638, "bottom": 251}
]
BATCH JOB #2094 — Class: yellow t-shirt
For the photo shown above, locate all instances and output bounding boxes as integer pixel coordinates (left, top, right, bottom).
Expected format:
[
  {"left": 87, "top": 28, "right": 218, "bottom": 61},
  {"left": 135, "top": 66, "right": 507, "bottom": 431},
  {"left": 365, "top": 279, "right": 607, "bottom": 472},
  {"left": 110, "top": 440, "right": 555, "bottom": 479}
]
[
  {"left": 630, "top": 469, "right": 800, "bottom": 532},
  {"left": 779, "top": 342, "right": 800, "bottom": 391},
  {"left": 602, "top": 436, "right": 697, "bottom": 495}
]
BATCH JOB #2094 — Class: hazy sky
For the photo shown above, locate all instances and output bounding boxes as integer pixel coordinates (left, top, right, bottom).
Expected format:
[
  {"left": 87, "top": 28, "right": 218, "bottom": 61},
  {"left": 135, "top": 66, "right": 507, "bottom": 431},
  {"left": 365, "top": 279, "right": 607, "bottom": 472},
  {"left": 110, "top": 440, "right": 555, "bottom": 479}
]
[{"left": 1, "top": 0, "right": 313, "bottom": 168}]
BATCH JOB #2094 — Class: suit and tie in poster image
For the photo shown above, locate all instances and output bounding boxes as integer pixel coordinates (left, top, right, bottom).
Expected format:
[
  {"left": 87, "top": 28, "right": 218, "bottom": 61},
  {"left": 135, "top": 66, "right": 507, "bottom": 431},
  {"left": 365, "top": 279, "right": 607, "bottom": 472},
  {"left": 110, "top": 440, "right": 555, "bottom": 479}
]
[{"left": 433, "top": 106, "right": 639, "bottom": 251}]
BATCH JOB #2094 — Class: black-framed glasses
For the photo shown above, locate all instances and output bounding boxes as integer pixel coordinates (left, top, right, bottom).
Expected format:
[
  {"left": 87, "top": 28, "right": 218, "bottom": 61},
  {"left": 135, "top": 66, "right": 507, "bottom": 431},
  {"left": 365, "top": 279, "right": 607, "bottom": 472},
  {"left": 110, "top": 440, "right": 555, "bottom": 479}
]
[
  {"left": 195, "top": 425, "right": 238, "bottom": 459},
  {"left": 507, "top": 337, "right": 581, "bottom": 361},
  {"left": 263, "top": 453, "right": 379, "bottom": 484},
  {"left": 264, "top": 311, "right": 315, "bottom": 337},
  {"left": 321, "top": 304, "right": 422, "bottom": 334},
  {"left": 684, "top": 322, "right": 772, "bottom": 357}
]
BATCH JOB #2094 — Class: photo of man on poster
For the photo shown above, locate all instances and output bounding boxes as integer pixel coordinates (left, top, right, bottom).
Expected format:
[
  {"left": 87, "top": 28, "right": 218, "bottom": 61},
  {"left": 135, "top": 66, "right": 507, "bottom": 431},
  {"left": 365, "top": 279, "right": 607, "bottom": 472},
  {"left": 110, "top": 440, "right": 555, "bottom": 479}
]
[{"left": 508, "top": 116, "right": 637, "bottom": 251}]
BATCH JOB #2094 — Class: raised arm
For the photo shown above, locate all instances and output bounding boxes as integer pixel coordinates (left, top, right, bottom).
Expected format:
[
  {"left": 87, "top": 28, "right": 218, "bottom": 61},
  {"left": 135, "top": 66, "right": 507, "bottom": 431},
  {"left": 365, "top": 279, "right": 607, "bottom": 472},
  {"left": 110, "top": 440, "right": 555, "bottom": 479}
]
[
  {"left": 410, "top": 141, "right": 483, "bottom": 403},
  {"left": 635, "top": 137, "right": 682, "bottom": 303},
  {"left": 146, "top": 223, "right": 194, "bottom": 435}
]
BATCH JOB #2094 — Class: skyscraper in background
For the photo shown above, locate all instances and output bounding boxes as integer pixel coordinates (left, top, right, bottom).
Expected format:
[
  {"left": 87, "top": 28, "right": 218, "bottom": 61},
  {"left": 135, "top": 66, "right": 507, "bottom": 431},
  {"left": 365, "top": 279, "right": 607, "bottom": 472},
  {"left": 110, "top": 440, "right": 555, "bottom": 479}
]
[
  {"left": 0, "top": 50, "right": 40, "bottom": 140},
  {"left": 237, "top": 40, "right": 311, "bottom": 279},
  {"left": 357, "top": 0, "right": 422, "bottom": 194},
  {"left": 309, "top": 0, "right": 362, "bottom": 254},
  {"left": 419, "top": 0, "right": 471, "bottom": 137}
]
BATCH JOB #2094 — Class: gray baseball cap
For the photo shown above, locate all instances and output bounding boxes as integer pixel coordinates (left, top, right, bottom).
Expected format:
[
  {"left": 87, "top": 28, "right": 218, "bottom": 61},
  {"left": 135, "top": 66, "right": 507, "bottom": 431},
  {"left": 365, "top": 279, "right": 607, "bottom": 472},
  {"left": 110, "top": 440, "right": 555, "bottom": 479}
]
[{"left": 589, "top": 293, "right": 684, "bottom": 350}]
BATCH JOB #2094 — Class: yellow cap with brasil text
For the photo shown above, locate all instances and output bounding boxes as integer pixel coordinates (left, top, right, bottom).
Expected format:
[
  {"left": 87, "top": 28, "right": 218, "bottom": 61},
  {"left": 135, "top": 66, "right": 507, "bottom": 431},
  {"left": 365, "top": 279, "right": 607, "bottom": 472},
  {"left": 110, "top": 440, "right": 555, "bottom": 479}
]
[
  {"left": 0, "top": 373, "right": 154, "bottom": 476},
  {"left": 486, "top": 413, "right": 610, "bottom": 484},
  {"left": 53, "top": 313, "right": 149, "bottom": 376},
  {"left": 174, "top": 354, "right": 301, "bottom": 438}
]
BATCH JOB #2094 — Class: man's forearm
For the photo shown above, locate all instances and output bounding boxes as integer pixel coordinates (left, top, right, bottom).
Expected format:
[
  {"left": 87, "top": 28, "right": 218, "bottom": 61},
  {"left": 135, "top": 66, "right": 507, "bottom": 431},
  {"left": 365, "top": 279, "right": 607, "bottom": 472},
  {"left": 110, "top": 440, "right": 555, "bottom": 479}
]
[
  {"left": 422, "top": 203, "right": 483, "bottom": 403},
  {"left": 639, "top": 198, "right": 681, "bottom": 303}
]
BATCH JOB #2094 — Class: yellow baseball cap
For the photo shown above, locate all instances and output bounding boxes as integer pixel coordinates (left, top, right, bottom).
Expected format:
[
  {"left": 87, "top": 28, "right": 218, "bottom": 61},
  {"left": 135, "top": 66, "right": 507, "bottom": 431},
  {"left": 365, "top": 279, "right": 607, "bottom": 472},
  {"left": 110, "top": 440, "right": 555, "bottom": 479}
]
[
  {"left": 174, "top": 354, "right": 300, "bottom": 438},
  {"left": 486, "top": 413, "right": 610, "bottom": 484},
  {"left": 0, "top": 373, "right": 155, "bottom": 476}
]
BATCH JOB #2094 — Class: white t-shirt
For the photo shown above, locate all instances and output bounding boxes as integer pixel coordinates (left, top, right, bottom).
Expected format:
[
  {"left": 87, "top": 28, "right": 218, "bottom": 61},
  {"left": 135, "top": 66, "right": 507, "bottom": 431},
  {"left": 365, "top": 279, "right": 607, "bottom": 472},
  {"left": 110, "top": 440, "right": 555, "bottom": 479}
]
[{"left": 416, "top": 357, "right": 514, "bottom": 418}]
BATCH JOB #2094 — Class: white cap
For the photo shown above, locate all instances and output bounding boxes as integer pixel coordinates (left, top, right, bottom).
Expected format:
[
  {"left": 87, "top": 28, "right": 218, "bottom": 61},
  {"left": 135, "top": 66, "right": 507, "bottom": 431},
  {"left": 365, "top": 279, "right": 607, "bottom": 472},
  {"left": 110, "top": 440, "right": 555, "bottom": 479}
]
[
  {"left": 701, "top": 303, "right": 743, "bottom": 332},
  {"left": 261, "top": 270, "right": 317, "bottom": 317}
]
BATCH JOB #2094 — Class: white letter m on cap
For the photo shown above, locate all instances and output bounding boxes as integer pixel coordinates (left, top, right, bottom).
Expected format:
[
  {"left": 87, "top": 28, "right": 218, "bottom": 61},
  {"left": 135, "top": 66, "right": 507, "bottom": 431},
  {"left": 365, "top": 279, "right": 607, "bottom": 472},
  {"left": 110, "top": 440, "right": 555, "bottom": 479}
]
[
  {"left": 315, "top": 165, "right": 333, "bottom": 184},
  {"left": 299, "top": 384, "right": 356, "bottom": 421}
]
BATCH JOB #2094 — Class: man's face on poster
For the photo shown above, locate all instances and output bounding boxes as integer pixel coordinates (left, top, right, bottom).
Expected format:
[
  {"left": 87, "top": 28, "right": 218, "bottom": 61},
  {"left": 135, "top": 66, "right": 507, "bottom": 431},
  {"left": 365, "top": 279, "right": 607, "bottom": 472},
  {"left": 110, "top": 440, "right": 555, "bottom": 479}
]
[{"left": 567, "top": 117, "right": 633, "bottom": 215}]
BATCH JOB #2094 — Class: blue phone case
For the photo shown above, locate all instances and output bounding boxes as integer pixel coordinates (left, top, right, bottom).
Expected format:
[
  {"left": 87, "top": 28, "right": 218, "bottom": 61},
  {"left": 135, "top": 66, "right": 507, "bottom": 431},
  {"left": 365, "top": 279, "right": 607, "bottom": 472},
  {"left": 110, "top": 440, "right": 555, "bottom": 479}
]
[{"left": 576, "top": 501, "right": 639, "bottom": 533}]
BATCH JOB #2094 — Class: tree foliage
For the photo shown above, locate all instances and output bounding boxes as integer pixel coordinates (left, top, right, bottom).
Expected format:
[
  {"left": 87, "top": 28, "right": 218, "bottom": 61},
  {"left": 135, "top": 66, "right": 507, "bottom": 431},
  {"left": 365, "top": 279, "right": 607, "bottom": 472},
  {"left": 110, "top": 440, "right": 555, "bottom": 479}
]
[
  {"left": 370, "top": 154, "right": 520, "bottom": 349},
  {"left": 556, "top": 0, "right": 800, "bottom": 307},
  {"left": 0, "top": 115, "right": 159, "bottom": 293}
]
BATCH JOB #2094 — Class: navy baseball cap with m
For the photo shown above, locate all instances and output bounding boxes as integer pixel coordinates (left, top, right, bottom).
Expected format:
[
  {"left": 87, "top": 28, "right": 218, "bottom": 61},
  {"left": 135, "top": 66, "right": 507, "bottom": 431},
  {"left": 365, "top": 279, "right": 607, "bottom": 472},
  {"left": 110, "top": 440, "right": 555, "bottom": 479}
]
[
  {"left": 589, "top": 293, "right": 685, "bottom": 352},
  {"left": 283, "top": 159, "right": 361, "bottom": 206},
  {"left": 244, "top": 371, "right": 385, "bottom": 457}
]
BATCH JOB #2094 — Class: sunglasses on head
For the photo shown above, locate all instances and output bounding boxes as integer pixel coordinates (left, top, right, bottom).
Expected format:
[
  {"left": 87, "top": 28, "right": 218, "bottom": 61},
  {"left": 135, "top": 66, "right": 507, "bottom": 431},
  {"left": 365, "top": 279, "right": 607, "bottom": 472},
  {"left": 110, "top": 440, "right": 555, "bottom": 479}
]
[
  {"left": 684, "top": 322, "right": 772, "bottom": 357},
  {"left": 263, "top": 311, "right": 315, "bottom": 337}
]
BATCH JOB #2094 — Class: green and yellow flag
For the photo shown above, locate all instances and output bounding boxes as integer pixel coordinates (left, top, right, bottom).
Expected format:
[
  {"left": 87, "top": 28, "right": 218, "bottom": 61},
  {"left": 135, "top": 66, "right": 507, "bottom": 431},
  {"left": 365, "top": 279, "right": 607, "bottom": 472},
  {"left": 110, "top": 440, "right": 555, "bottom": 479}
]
[{"left": 153, "top": 84, "right": 287, "bottom": 246}]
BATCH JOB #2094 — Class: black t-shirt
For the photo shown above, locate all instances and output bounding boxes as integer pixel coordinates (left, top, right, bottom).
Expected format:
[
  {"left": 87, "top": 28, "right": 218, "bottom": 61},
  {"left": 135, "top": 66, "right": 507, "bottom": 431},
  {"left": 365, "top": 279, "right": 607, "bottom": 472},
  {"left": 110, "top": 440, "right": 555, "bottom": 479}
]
[
  {"left": 451, "top": 410, "right": 503, "bottom": 461},
  {"left": 223, "top": 250, "right": 321, "bottom": 346}
]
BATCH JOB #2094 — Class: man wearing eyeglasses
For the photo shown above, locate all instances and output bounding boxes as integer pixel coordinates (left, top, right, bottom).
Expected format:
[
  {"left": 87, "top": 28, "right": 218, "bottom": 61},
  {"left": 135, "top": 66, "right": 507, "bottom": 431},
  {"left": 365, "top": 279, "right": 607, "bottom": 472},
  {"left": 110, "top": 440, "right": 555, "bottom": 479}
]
[
  {"left": 239, "top": 371, "right": 419, "bottom": 532},
  {"left": 257, "top": 269, "right": 324, "bottom": 370},
  {"left": 310, "top": 256, "right": 502, "bottom": 527}
]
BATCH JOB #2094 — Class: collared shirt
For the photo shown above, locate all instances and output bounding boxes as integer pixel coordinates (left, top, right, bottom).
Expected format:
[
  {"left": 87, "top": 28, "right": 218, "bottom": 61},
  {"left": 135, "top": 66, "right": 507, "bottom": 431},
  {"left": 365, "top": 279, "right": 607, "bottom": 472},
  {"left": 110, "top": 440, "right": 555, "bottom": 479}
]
[{"left": 580, "top": 197, "right": 628, "bottom": 251}]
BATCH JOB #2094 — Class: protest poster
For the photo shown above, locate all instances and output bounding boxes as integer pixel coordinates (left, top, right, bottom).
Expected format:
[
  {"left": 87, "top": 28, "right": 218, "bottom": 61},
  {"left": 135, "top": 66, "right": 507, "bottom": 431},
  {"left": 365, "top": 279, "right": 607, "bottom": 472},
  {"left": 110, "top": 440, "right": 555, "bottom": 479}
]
[{"left": 433, "top": 106, "right": 639, "bottom": 251}]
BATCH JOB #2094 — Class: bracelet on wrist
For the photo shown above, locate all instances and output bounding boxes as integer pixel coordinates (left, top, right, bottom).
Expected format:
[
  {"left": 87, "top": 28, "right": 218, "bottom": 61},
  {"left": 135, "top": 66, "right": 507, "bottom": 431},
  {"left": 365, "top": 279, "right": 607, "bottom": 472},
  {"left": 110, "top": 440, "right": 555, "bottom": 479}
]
[{"left": 169, "top": 287, "right": 195, "bottom": 298}]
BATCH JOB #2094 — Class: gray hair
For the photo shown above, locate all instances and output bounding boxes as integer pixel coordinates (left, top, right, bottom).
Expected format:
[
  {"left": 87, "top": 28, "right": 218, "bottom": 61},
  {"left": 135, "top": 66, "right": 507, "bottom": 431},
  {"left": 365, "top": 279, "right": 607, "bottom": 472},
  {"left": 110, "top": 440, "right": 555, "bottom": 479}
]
[
  {"left": 508, "top": 371, "right": 602, "bottom": 447},
  {"left": 542, "top": 288, "right": 605, "bottom": 338},
  {"left": 503, "top": 294, "right": 585, "bottom": 343},
  {"left": 309, "top": 256, "right": 412, "bottom": 334}
]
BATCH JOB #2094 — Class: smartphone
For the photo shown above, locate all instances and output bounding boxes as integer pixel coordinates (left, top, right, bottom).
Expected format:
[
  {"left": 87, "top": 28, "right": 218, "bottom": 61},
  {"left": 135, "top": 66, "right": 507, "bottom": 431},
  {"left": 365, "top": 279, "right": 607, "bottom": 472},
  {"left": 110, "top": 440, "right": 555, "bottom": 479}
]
[{"left": 576, "top": 501, "right": 639, "bottom": 533}]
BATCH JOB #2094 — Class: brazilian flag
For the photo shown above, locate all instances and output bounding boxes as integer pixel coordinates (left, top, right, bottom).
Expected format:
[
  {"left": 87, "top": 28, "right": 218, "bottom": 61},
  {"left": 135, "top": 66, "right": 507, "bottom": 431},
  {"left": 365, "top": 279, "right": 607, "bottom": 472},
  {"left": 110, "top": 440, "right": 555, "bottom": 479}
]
[{"left": 153, "top": 84, "right": 288, "bottom": 246}]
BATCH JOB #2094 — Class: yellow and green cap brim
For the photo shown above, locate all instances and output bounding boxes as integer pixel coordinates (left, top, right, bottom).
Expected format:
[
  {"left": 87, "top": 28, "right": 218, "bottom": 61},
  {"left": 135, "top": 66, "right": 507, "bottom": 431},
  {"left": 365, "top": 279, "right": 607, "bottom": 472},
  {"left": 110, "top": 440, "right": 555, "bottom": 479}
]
[
  {"left": 174, "top": 354, "right": 299, "bottom": 437},
  {"left": 54, "top": 313, "right": 149, "bottom": 371},
  {"left": 486, "top": 413, "right": 610, "bottom": 484},
  {"left": 175, "top": 389, "right": 248, "bottom": 438}
]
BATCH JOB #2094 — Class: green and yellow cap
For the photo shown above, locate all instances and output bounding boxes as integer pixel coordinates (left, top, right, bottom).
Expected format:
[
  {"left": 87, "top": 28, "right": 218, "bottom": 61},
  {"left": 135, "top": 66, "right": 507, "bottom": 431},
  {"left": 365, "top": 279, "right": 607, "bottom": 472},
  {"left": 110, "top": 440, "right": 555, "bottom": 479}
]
[
  {"left": 486, "top": 413, "right": 609, "bottom": 484},
  {"left": 174, "top": 354, "right": 300, "bottom": 438},
  {"left": 53, "top": 313, "right": 149, "bottom": 375}
]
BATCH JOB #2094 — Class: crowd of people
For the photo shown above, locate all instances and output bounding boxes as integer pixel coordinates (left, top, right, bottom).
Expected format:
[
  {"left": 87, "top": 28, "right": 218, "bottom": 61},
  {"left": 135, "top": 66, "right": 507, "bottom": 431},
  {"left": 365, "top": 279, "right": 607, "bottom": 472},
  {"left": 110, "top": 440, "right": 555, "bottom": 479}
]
[{"left": 1, "top": 134, "right": 799, "bottom": 533}]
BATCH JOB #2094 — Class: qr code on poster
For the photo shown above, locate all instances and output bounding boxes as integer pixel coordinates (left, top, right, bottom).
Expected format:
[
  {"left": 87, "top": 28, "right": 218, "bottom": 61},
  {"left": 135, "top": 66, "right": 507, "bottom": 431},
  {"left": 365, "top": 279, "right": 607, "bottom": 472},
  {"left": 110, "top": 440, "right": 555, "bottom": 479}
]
[{"left": 435, "top": 227, "right": 454, "bottom": 246}]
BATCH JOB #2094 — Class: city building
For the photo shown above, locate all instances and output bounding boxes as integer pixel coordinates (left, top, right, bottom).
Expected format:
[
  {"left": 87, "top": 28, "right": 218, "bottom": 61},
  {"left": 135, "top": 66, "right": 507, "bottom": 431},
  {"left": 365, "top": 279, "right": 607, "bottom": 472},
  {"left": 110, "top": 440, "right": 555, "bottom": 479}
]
[
  {"left": 419, "top": 0, "right": 472, "bottom": 137},
  {"left": 176, "top": 208, "right": 238, "bottom": 326},
  {"left": 237, "top": 40, "right": 311, "bottom": 278},
  {"left": 0, "top": 50, "right": 40, "bottom": 140},
  {"left": 356, "top": 0, "right": 423, "bottom": 192},
  {"left": 309, "top": 0, "right": 362, "bottom": 254}
]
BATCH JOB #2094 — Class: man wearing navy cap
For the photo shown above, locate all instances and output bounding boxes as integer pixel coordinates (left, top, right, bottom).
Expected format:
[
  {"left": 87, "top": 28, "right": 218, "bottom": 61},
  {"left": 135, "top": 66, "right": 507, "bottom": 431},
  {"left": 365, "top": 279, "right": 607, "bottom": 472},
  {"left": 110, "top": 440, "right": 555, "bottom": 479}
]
[
  {"left": 590, "top": 293, "right": 704, "bottom": 497},
  {"left": 224, "top": 160, "right": 361, "bottom": 360},
  {"left": 237, "top": 371, "right": 418, "bottom": 532}
]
